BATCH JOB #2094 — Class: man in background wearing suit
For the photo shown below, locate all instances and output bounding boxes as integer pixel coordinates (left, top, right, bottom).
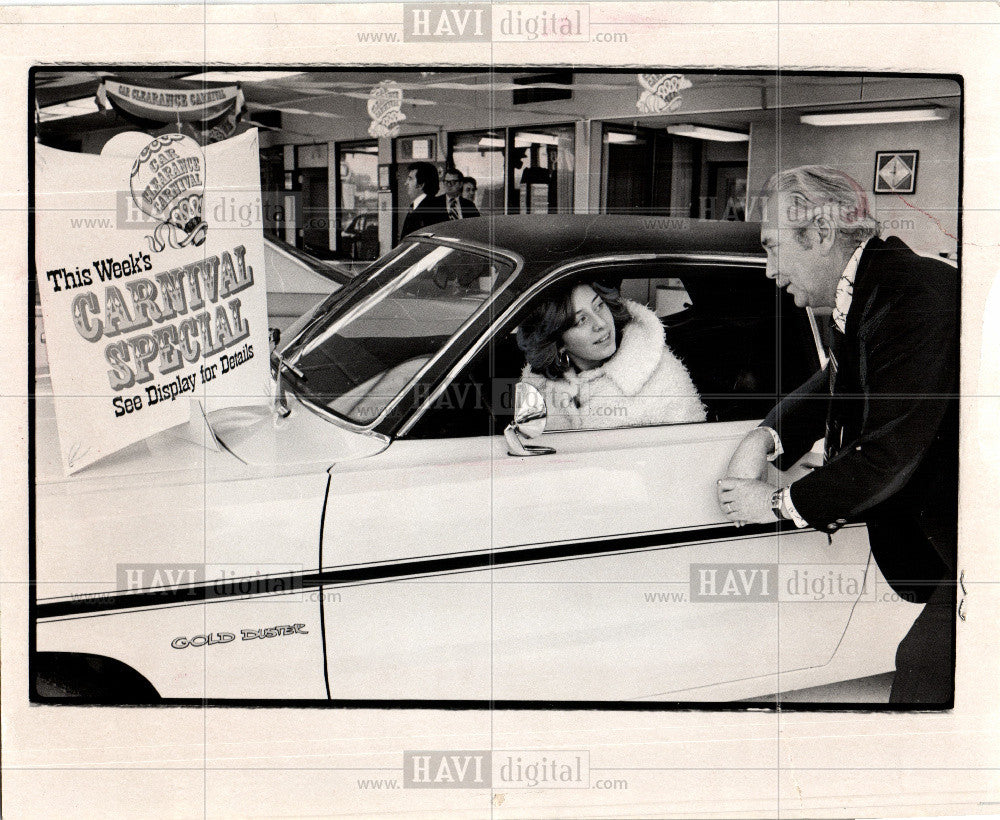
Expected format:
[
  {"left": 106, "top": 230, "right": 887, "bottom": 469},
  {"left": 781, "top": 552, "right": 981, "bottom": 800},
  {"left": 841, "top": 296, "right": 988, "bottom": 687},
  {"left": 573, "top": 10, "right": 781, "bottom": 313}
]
[
  {"left": 433, "top": 168, "right": 481, "bottom": 222},
  {"left": 400, "top": 161, "right": 443, "bottom": 237},
  {"left": 717, "top": 165, "right": 958, "bottom": 705}
]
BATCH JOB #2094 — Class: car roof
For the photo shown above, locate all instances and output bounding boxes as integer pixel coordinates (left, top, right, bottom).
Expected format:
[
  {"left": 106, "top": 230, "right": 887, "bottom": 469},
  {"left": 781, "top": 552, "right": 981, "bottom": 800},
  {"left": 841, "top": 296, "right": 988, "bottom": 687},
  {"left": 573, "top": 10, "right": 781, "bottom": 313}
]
[{"left": 407, "top": 215, "right": 765, "bottom": 269}]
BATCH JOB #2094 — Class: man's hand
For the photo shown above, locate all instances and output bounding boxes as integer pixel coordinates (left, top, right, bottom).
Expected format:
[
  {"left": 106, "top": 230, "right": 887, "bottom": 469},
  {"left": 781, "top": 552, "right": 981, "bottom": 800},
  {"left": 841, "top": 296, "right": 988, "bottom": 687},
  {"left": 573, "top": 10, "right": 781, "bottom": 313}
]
[
  {"left": 726, "top": 427, "right": 776, "bottom": 480},
  {"left": 717, "top": 478, "right": 778, "bottom": 525}
]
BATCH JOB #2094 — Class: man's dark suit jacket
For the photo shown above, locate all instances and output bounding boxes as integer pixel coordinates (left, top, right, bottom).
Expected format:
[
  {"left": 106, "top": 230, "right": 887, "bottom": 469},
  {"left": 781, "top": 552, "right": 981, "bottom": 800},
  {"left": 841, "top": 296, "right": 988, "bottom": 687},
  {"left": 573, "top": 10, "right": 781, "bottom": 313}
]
[
  {"left": 427, "top": 195, "right": 481, "bottom": 222},
  {"left": 765, "top": 236, "right": 958, "bottom": 601},
  {"left": 400, "top": 195, "right": 481, "bottom": 238},
  {"left": 400, "top": 195, "right": 446, "bottom": 237}
]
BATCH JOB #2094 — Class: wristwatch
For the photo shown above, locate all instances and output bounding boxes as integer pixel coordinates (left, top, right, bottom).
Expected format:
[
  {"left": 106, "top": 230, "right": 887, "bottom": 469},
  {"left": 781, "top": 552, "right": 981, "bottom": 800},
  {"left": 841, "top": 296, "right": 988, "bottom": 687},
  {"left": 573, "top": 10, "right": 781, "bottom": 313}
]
[{"left": 770, "top": 488, "right": 785, "bottom": 520}]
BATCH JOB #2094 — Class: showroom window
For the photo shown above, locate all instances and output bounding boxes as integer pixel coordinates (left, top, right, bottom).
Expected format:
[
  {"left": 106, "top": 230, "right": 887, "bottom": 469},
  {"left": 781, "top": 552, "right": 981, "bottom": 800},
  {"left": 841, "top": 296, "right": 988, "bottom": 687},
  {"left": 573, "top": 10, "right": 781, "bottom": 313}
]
[
  {"left": 336, "top": 140, "right": 379, "bottom": 261},
  {"left": 600, "top": 123, "right": 749, "bottom": 220},
  {"left": 448, "top": 125, "right": 576, "bottom": 217},
  {"left": 509, "top": 124, "right": 575, "bottom": 215},
  {"left": 449, "top": 130, "right": 505, "bottom": 217},
  {"left": 295, "top": 143, "right": 331, "bottom": 257},
  {"left": 259, "top": 145, "right": 286, "bottom": 241}
]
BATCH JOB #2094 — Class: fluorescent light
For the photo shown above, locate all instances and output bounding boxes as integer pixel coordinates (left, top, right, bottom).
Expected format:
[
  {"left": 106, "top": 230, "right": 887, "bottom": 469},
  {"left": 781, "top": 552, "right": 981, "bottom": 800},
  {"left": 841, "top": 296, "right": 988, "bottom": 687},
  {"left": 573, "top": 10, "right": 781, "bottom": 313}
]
[
  {"left": 800, "top": 107, "right": 951, "bottom": 126},
  {"left": 478, "top": 137, "right": 505, "bottom": 149},
  {"left": 38, "top": 96, "right": 100, "bottom": 121},
  {"left": 605, "top": 132, "right": 639, "bottom": 144},
  {"left": 666, "top": 124, "right": 749, "bottom": 142},
  {"left": 514, "top": 132, "right": 560, "bottom": 147},
  {"left": 184, "top": 71, "right": 303, "bottom": 83},
  {"left": 261, "top": 106, "right": 341, "bottom": 119}
]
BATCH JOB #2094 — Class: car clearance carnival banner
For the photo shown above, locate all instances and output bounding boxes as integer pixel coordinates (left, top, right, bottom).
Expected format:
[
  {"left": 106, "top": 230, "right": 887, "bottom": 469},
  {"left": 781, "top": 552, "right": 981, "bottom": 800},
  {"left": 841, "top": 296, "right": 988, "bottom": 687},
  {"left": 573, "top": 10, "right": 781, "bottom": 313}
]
[{"left": 35, "top": 130, "right": 271, "bottom": 474}]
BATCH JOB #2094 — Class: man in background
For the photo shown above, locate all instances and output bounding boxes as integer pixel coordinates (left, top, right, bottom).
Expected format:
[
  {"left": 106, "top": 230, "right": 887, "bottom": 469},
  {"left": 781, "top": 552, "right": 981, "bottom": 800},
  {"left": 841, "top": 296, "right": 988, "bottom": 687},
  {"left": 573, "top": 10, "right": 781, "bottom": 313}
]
[
  {"left": 461, "top": 175, "right": 478, "bottom": 207},
  {"left": 400, "top": 161, "right": 443, "bottom": 237},
  {"left": 717, "top": 165, "right": 958, "bottom": 704},
  {"left": 433, "top": 168, "right": 480, "bottom": 222}
]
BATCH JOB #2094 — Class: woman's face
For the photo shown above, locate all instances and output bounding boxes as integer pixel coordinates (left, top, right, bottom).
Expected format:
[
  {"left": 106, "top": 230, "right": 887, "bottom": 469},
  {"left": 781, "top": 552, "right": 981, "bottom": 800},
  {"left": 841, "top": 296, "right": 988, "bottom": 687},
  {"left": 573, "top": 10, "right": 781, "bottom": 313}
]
[{"left": 560, "top": 284, "right": 617, "bottom": 371}]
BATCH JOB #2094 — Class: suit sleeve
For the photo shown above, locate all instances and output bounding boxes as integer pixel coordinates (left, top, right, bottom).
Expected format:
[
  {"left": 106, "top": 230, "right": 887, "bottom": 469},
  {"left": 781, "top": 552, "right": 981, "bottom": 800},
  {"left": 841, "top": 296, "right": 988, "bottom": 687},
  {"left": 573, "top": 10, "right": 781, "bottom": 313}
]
[
  {"left": 465, "top": 200, "right": 481, "bottom": 219},
  {"left": 787, "top": 283, "right": 958, "bottom": 532},
  {"left": 761, "top": 366, "right": 830, "bottom": 470}
]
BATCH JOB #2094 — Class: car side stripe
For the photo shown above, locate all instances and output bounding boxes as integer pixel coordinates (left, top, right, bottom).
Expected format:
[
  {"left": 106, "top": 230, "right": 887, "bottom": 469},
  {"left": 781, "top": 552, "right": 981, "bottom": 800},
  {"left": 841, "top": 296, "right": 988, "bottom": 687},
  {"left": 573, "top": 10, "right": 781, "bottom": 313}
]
[{"left": 36, "top": 520, "right": 816, "bottom": 620}]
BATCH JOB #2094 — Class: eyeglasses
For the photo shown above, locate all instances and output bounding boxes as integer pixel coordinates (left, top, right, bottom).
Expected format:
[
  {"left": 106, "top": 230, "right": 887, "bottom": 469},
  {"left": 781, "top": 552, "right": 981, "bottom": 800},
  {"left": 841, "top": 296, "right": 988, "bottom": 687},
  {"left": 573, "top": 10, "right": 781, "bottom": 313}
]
[{"left": 443, "top": 177, "right": 462, "bottom": 185}]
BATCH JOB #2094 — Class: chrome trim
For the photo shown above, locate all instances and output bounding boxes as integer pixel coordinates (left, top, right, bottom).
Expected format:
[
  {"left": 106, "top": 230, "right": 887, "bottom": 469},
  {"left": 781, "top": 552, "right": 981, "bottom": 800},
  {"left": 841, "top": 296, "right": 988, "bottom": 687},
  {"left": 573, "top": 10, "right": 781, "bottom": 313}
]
[
  {"left": 398, "top": 252, "right": 765, "bottom": 437},
  {"left": 548, "top": 252, "right": 766, "bottom": 271},
  {"left": 282, "top": 237, "right": 523, "bottom": 435},
  {"left": 289, "top": 389, "right": 391, "bottom": 445}
]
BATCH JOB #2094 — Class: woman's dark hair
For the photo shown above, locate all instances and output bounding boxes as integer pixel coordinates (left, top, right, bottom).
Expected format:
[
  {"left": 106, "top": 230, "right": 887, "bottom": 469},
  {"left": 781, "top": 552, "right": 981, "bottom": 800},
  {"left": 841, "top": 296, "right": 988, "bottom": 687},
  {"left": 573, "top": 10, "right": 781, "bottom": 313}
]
[{"left": 516, "top": 281, "right": 631, "bottom": 380}]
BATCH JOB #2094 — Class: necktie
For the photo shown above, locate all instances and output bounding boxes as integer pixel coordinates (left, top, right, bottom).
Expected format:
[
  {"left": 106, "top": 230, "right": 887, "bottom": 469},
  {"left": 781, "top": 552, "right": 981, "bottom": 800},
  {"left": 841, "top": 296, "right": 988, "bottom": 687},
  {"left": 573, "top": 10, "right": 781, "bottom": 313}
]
[
  {"left": 824, "top": 321, "right": 846, "bottom": 462},
  {"left": 447, "top": 198, "right": 460, "bottom": 220}
]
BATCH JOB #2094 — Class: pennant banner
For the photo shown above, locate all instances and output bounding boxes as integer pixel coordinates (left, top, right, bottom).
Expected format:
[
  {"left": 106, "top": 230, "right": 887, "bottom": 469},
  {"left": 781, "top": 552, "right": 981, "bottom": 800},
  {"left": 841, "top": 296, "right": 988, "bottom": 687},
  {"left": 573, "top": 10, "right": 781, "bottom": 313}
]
[
  {"left": 35, "top": 130, "right": 272, "bottom": 474},
  {"left": 97, "top": 78, "right": 245, "bottom": 124}
]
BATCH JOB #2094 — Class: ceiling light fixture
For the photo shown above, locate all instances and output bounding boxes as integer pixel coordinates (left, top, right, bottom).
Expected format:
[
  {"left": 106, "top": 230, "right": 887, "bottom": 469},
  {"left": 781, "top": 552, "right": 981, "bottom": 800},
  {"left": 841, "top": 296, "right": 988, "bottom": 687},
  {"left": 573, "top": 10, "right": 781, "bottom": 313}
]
[
  {"left": 37, "top": 96, "right": 100, "bottom": 121},
  {"left": 184, "top": 71, "right": 303, "bottom": 84},
  {"left": 666, "top": 124, "right": 749, "bottom": 142},
  {"left": 514, "top": 132, "right": 560, "bottom": 147},
  {"left": 604, "top": 132, "right": 639, "bottom": 144},
  {"left": 800, "top": 107, "right": 951, "bottom": 126}
]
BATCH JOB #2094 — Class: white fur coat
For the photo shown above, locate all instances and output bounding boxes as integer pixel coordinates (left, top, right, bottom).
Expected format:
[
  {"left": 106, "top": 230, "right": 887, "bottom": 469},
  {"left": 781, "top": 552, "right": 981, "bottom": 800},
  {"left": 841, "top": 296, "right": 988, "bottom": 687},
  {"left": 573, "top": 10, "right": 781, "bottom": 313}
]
[{"left": 521, "top": 300, "right": 706, "bottom": 430}]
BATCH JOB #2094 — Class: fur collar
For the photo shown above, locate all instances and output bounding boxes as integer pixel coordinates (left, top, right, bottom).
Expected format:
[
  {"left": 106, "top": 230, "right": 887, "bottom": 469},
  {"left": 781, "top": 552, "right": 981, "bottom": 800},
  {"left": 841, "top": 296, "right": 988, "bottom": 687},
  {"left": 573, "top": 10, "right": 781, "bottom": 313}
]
[
  {"left": 521, "top": 300, "right": 666, "bottom": 394},
  {"left": 586, "top": 300, "right": 665, "bottom": 394}
]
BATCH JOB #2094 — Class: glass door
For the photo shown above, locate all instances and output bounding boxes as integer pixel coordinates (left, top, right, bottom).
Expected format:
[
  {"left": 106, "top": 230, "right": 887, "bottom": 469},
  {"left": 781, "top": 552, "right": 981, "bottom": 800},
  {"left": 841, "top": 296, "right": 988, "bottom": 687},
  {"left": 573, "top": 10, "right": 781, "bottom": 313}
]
[
  {"left": 448, "top": 130, "right": 505, "bottom": 217},
  {"left": 295, "top": 143, "right": 331, "bottom": 257},
  {"left": 336, "top": 140, "right": 379, "bottom": 261},
  {"left": 508, "top": 124, "right": 575, "bottom": 215}
]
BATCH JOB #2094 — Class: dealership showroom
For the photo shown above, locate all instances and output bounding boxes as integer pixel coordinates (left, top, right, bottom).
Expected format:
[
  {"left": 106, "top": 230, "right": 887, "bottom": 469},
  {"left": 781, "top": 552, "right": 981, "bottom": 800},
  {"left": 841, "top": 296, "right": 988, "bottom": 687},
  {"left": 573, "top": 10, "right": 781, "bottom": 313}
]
[
  {"left": 33, "top": 69, "right": 961, "bottom": 704},
  {"left": 36, "top": 69, "right": 958, "bottom": 268}
]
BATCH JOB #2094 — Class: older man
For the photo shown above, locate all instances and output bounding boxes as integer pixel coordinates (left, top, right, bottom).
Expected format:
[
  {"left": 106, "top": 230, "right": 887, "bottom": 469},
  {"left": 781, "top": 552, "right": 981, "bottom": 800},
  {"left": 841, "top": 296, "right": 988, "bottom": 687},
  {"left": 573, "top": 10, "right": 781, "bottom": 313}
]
[{"left": 718, "top": 166, "right": 958, "bottom": 704}]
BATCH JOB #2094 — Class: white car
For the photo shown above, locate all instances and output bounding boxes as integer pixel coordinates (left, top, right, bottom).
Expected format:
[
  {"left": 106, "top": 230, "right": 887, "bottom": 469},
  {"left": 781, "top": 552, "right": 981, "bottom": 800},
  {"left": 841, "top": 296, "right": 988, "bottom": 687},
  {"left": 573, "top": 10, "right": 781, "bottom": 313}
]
[
  {"left": 33, "top": 216, "right": 920, "bottom": 704},
  {"left": 262, "top": 235, "right": 353, "bottom": 335}
]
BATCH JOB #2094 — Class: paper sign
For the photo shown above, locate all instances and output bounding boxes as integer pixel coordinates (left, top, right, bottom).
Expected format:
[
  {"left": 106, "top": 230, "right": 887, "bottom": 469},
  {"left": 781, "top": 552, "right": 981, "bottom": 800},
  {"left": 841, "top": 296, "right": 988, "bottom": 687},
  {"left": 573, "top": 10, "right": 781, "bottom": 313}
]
[{"left": 35, "top": 130, "right": 271, "bottom": 474}]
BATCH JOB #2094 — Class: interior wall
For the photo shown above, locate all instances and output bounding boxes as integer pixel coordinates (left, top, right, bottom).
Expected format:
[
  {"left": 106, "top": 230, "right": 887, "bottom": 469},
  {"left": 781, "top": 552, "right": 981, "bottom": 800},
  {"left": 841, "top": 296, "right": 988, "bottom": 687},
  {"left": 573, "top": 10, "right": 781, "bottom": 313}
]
[{"left": 747, "top": 110, "right": 959, "bottom": 257}]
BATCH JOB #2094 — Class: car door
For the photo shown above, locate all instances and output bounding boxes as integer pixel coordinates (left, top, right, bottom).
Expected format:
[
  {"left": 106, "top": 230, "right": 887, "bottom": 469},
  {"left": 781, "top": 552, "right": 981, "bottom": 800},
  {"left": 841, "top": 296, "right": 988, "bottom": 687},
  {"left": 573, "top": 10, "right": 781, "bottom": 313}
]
[
  {"left": 487, "top": 420, "right": 873, "bottom": 701},
  {"left": 317, "top": 259, "right": 874, "bottom": 703}
]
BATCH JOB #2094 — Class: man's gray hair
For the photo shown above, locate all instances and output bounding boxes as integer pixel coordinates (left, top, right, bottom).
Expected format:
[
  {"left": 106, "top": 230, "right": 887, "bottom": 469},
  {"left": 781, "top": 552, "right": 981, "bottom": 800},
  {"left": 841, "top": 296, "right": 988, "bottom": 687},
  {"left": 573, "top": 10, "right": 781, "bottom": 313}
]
[{"left": 762, "top": 165, "right": 880, "bottom": 246}]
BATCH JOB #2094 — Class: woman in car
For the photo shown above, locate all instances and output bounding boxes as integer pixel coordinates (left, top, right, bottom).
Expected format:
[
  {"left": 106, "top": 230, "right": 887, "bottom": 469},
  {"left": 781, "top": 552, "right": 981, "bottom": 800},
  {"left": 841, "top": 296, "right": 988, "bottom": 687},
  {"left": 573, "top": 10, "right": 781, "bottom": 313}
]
[{"left": 517, "top": 282, "right": 706, "bottom": 430}]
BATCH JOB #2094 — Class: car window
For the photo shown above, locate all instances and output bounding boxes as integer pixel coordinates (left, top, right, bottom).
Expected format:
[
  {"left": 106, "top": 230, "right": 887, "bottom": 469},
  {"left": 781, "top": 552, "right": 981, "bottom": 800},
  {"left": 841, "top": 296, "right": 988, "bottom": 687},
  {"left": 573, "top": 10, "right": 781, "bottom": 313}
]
[
  {"left": 284, "top": 242, "right": 513, "bottom": 425},
  {"left": 405, "top": 262, "right": 819, "bottom": 439},
  {"left": 619, "top": 277, "right": 691, "bottom": 317}
]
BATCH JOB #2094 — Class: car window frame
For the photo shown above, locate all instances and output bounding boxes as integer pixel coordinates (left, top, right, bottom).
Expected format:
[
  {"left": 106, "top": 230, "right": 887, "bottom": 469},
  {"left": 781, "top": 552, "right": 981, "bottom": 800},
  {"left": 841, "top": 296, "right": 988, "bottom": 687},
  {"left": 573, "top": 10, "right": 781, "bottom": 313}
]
[
  {"left": 397, "top": 251, "right": 815, "bottom": 439},
  {"left": 280, "top": 235, "right": 524, "bottom": 437}
]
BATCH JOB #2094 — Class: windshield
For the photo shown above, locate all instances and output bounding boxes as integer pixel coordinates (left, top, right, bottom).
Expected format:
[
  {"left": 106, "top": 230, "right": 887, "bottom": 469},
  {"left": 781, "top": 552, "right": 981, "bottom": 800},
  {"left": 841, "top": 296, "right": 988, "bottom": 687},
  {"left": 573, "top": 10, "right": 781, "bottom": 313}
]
[{"left": 284, "top": 241, "right": 514, "bottom": 425}]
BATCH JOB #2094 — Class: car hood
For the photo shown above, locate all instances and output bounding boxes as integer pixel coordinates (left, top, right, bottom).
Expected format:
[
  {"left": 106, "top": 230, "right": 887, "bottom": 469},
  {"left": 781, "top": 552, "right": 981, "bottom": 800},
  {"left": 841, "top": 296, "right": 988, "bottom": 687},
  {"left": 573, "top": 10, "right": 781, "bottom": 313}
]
[{"left": 34, "top": 375, "right": 388, "bottom": 488}]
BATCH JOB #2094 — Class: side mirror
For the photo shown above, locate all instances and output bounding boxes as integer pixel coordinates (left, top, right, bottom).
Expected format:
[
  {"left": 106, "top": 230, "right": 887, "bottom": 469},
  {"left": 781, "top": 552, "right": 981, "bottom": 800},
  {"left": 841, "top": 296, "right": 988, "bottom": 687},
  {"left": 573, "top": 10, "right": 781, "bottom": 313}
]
[{"left": 504, "top": 382, "right": 556, "bottom": 457}]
